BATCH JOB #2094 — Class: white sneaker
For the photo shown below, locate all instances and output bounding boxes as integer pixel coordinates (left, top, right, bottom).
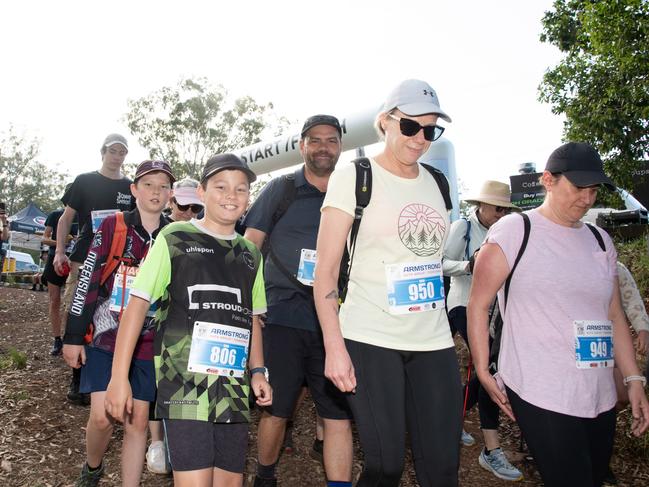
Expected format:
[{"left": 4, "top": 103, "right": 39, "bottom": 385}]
[
  {"left": 461, "top": 429, "right": 476, "bottom": 446},
  {"left": 146, "top": 440, "right": 171, "bottom": 474},
  {"left": 479, "top": 447, "right": 523, "bottom": 481}
]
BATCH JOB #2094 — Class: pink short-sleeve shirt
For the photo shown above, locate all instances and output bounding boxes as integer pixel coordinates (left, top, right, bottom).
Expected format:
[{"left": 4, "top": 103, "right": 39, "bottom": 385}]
[{"left": 486, "top": 209, "right": 617, "bottom": 418}]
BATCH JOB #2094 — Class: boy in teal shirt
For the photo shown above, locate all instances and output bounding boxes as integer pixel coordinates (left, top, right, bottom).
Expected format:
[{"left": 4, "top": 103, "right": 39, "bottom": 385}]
[{"left": 106, "top": 154, "right": 272, "bottom": 487}]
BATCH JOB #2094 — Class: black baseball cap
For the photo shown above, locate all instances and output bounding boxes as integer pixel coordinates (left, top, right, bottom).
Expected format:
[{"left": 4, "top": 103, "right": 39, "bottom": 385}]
[
  {"left": 300, "top": 114, "right": 342, "bottom": 138},
  {"left": 201, "top": 153, "right": 257, "bottom": 183},
  {"left": 545, "top": 142, "right": 615, "bottom": 190}
]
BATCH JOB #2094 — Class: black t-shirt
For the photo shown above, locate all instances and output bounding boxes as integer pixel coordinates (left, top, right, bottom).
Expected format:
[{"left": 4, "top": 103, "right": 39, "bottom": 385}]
[
  {"left": 62, "top": 171, "right": 134, "bottom": 263},
  {"left": 45, "top": 209, "right": 79, "bottom": 256}
]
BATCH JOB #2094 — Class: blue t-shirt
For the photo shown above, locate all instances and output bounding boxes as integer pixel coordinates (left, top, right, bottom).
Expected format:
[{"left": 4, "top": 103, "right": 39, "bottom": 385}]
[{"left": 243, "top": 166, "right": 324, "bottom": 331}]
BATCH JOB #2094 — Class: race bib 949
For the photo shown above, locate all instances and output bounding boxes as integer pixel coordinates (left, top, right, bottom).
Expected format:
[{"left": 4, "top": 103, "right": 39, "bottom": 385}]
[{"left": 574, "top": 320, "right": 614, "bottom": 369}]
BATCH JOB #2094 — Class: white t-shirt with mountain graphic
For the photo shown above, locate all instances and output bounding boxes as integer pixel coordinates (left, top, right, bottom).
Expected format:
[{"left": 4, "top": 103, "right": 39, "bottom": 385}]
[{"left": 322, "top": 158, "right": 453, "bottom": 351}]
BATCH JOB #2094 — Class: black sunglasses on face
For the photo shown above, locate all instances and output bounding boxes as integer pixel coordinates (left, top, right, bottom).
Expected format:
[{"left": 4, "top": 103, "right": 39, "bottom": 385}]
[
  {"left": 388, "top": 114, "right": 445, "bottom": 142},
  {"left": 494, "top": 206, "right": 511, "bottom": 214},
  {"left": 174, "top": 199, "right": 203, "bottom": 213}
]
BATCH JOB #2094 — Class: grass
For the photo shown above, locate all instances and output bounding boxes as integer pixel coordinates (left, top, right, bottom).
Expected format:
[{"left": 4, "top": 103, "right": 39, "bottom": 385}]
[{"left": 0, "top": 347, "right": 27, "bottom": 370}]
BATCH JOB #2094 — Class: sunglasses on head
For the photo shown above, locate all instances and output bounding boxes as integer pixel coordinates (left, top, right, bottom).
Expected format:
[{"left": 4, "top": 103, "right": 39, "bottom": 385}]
[
  {"left": 174, "top": 199, "right": 202, "bottom": 213},
  {"left": 387, "top": 114, "right": 445, "bottom": 142}
]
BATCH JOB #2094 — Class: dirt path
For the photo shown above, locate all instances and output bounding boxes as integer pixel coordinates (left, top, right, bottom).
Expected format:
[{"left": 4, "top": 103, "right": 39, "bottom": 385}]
[{"left": 0, "top": 286, "right": 647, "bottom": 486}]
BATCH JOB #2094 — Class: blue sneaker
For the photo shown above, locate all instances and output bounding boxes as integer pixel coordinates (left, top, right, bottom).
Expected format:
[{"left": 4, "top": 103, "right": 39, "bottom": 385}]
[
  {"left": 479, "top": 447, "right": 523, "bottom": 481},
  {"left": 461, "top": 429, "right": 475, "bottom": 446}
]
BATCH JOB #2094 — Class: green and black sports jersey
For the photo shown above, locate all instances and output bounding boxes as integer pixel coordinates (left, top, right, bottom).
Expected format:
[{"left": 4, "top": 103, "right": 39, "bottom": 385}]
[{"left": 131, "top": 220, "right": 266, "bottom": 423}]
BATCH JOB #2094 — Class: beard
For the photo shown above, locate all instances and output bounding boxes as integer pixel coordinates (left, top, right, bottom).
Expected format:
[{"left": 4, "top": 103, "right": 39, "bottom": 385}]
[{"left": 304, "top": 151, "right": 338, "bottom": 177}]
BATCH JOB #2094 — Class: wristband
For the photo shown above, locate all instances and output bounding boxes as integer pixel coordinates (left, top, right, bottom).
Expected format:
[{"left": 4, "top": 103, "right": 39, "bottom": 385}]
[
  {"left": 250, "top": 366, "right": 269, "bottom": 381},
  {"left": 623, "top": 375, "right": 647, "bottom": 387}
]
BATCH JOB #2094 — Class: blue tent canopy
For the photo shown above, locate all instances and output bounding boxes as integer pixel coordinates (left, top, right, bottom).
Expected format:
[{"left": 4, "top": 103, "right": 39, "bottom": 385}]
[{"left": 9, "top": 202, "right": 47, "bottom": 234}]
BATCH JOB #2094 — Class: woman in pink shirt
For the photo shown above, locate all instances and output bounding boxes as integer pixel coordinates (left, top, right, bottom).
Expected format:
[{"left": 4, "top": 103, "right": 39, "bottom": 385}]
[{"left": 467, "top": 142, "right": 649, "bottom": 487}]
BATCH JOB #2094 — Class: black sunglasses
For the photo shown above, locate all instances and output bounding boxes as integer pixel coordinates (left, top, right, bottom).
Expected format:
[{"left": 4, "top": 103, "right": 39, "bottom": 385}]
[
  {"left": 494, "top": 206, "right": 511, "bottom": 214},
  {"left": 388, "top": 114, "right": 445, "bottom": 142},
  {"left": 173, "top": 199, "right": 203, "bottom": 213}
]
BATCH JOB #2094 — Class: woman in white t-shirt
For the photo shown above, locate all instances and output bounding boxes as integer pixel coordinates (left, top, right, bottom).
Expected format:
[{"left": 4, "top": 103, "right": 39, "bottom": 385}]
[
  {"left": 468, "top": 142, "right": 649, "bottom": 487},
  {"left": 314, "top": 79, "right": 462, "bottom": 487}
]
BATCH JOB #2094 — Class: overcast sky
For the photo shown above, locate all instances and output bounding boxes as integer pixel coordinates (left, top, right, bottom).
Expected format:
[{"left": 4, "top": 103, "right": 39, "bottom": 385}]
[{"left": 0, "top": 0, "right": 565, "bottom": 195}]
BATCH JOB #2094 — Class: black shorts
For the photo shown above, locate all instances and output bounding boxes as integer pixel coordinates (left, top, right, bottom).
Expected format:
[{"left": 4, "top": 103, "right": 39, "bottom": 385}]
[
  {"left": 42, "top": 254, "right": 66, "bottom": 287},
  {"left": 163, "top": 419, "right": 249, "bottom": 473},
  {"left": 263, "top": 324, "right": 352, "bottom": 420}
]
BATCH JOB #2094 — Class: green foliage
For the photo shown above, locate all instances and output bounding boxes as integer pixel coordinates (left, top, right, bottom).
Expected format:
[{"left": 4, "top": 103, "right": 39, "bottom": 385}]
[
  {"left": 0, "top": 347, "right": 27, "bottom": 370},
  {"left": 0, "top": 126, "right": 68, "bottom": 214},
  {"left": 124, "top": 77, "right": 289, "bottom": 180},
  {"left": 539, "top": 0, "right": 649, "bottom": 202},
  {"left": 616, "top": 235, "right": 649, "bottom": 299}
]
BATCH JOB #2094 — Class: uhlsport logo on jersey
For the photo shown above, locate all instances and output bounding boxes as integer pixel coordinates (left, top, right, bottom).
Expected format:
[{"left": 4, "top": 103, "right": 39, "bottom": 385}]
[
  {"left": 187, "top": 284, "right": 251, "bottom": 315},
  {"left": 398, "top": 203, "right": 446, "bottom": 256}
]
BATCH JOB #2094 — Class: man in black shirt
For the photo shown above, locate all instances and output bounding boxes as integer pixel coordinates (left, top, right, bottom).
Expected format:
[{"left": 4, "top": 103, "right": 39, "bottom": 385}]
[
  {"left": 245, "top": 116, "right": 353, "bottom": 487},
  {"left": 54, "top": 133, "right": 134, "bottom": 404},
  {"left": 41, "top": 205, "right": 78, "bottom": 355}
]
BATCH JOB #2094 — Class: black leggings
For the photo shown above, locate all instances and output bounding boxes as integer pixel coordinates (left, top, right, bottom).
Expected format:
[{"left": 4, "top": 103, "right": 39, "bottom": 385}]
[
  {"left": 345, "top": 340, "right": 462, "bottom": 487},
  {"left": 507, "top": 387, "right": 616, "bottom": 487},
  {"left": 448, "top": 306, "right": 500, "bottom": 429}
]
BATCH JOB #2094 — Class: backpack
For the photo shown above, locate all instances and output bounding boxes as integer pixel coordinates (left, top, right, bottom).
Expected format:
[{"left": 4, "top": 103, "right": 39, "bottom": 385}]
[
  {"left": 487, "top": 213, "right": 606, "bottom": 372},
  {"left": 338, "top": 157, "right": 453, "bottom": 303},
  {"left": 83, "top": 212, "right": 129, "bottom": 343}
]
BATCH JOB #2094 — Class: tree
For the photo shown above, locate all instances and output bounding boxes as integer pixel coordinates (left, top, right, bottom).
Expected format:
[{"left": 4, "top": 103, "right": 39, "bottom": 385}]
[
  {"left": 0, "top": 126, "right": 68, "bottom": 215},
  {"left": 124, "top": 77, "right": 289, "bottom": 180},
  {"left": 538, "top": 0, "right": 649, "bottom": 193}
]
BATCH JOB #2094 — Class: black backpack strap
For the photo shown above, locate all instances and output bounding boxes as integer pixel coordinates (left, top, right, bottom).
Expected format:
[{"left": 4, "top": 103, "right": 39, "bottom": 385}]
[
  {"left": 585, "top": 223, "right": 606, "bottom": 252},
  {"left": 263, "top": 169, "right": 321, "bottom": 298},
  {"left": 338, "top": 158, "right": 371, "bottom": 303},
  {"left": 267, "top": 246, "right": 313, "bottom": 298},
  {"left": 488, "top": 212, "right": 530, "bottom": 372},
  {"left": 350, "top": 158, "right": 372, "bottom": 249},
  {"left": 271, "top": 172, "right": 298, "bottom": 227},
  {"left": 421, "top": 163, "right": 453, "bottom": 211},
  {"left": 463, "top": 218, "right": 472, "bottom": 261},
  {"left": 503, "top": 212, "right": 531, "bottom": 311}
]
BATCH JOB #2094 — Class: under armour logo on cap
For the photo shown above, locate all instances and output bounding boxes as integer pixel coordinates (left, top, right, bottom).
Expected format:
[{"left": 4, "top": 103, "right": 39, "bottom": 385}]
[{"left": 382, "top": 79, "right": 452, "bottom": 122}]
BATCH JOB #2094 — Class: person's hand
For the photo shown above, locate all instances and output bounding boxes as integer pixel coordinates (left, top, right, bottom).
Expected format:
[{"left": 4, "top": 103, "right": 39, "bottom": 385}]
[
  {"left": 636, "top": 330, "right": 649, "bottom": 355},
  {"left": 252, "top": 374, "right": 273, "bottom": 407},
  {"left": 468, "top": 248, "right": 480, "bottom": 274},
  {"left": 53, "top": 253, "right": 70, "bottom": 276},
  {"left": 258, "top": 313, "right": 267, "bottom": 328},
  {"left": 105, "top": 378, "right": 133, "bottom": 423},
  {"left": 62, "top": 344, "right": 86, "bottom": 369},
  {"left": 627, "top": 381, "right": 649, "bottom": 436},
  {"left": 476, "top": 369, "right": 515, "bottom": 421},
  {"left": 324, "top": 341, "right": 356, "bottom": 393}
]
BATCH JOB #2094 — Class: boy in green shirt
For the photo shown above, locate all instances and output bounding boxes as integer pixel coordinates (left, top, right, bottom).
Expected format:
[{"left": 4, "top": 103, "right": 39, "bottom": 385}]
[{"left": 106, "top": 154, "right": 272, "bottom": 487}]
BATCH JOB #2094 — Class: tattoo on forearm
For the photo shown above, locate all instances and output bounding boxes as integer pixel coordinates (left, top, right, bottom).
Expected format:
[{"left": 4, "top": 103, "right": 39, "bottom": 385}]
[{"left": 325, "top": 290, "right": 339, "bottom": 300}]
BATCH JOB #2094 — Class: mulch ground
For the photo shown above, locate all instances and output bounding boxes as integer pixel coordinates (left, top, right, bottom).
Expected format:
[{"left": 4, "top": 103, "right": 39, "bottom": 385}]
[{"left": 0, "top": 285, "right": 648, "bottom": 486}]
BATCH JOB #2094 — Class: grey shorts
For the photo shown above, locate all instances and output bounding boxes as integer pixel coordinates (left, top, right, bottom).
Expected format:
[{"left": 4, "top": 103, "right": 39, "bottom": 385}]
[{"left": 163, "top": 419, "right": 249, "bottom": 473}]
